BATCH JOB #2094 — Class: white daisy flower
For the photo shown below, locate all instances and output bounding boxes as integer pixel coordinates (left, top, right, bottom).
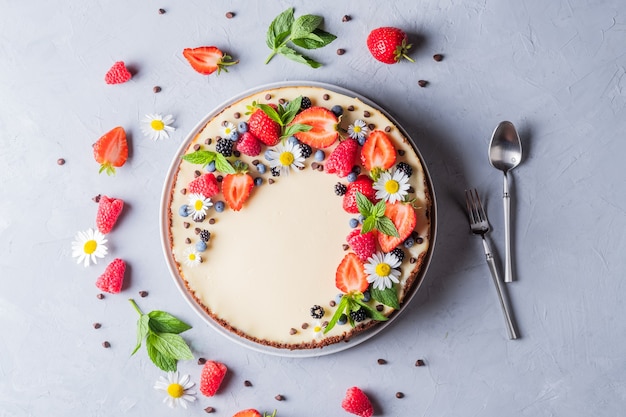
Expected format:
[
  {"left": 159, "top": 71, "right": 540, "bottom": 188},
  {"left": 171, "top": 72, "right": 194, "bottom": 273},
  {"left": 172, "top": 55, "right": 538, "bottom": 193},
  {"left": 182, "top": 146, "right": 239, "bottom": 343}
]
[
  {"left": 221, "top": 121, "right": 237, "bottom": 139},
  {"left": 183, "top": 247, "right": 201, "bottom": 267},
  {"left": 364, "top": 252, "right": 401, "bottom": 290},
  {"left": 71, "top": 228, "right": 108, "bottom": 267},
  {"left": 188, "top": 193, "right": 213, "bottom": 220},
  {"left": 347, "top": 119, "right": 369, "bottom": 140},
  {"left": 373, "top": 169, "right": 411, "bottom": 203},
  {"left": 141, "top": 113, "right": 175, "bottom": 141},
  {"left": 311, "top": 320, "right": 324, "bottom": 339},
  {"left": 266, "top": 141, "right": 305, "bottom": 175},
  {"left": 154, "top": 372, "right": 196, "bottom": 409}
]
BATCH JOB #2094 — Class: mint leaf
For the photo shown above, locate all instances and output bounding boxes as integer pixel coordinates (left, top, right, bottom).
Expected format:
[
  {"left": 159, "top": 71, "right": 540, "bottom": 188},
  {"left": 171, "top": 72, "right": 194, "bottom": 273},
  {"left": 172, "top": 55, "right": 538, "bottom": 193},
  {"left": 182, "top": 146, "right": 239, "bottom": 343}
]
[
  {"left": 132, "top": 314, "right": 150, "bottom": 355},
  {"left": 361, "top": 217, "right": 376, "bottom": 234},
  {"left": 353, "top": 298, "right": 388, "bottom": 322},
  {"left": 181, "top": 150, "right": 215, "bottom": 166},
  {"left": 372, "top": 200, "right": 386, "bottom": 218},
  {"left": 146, "top": 338, "right": 178, "bottom": 372},
  {"left": 291, "top": 14, "right": 323, "bottom": 39},
  {"left": 324, "top": 295, "right": 349, "bottom": 334},
  {"left": 149, "top": 332, "right": 194, "bottom": 360},
  {"left": 282, "top": 123, "right": 311, "bottom": 138},
  {"left": 370, "top": 285, "right": 400, "bottom": 309},
  {"left": 214, "top": 153, "right": 235, "bottom": 174},
  {"left": 377, "top": 216, "right": 399, "bottom": 237},
  {"left": 355, "top": 192, "right": 373, "bottom": 216},
  {"left": 292, "top": 29, "right": 337, "bottom": 49},
  {"left": 148, "top": 311, "right": 192, "bottom": 334},
  {"left": 257, "top": 103, "right": 283, "bottom": 125},
  {"left": 277, "top": 45, "right": 321, "bottom": 68},
  {"left": 281, "top": 96, "right": 302, "bottom": 124},
  {"left": 267, "top": 8, "right": 294, "bottom": 49}
]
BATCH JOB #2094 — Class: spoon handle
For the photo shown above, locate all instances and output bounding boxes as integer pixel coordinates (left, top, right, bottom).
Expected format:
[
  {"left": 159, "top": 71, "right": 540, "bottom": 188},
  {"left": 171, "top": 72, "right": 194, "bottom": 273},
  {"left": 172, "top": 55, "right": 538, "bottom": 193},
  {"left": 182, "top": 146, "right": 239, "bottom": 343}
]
[{"left": 503, "top": 173, "right": 513, "bottom": 283}]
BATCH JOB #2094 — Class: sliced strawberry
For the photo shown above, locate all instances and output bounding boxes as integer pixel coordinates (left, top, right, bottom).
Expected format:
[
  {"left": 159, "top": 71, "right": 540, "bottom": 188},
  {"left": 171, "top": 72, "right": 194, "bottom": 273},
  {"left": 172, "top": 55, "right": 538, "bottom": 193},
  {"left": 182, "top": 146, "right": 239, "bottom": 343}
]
[
  {"left": 188, "top": 173, "right": 219, "bottom": 198},
  {"left": 222, "top": 173, "right": 254, "bottom": 211},
  {"left": 377, "top": 202, "right": 417, "bottom": 252},
  {"left": 232, "top": 410, "right": 262, "bottom": 417},
  {"left": 347, "top": 229, "right": 377, "bottom": 262},
  {"left": 183, "top": 46, "right": 238, "bottom": 75},
  {"left": 335, "top": 253, "right": 368, "bottom": 293},
  {"left": 93, "top": 126, "right": 128, "bottom": 175},
  {"left": 248, "top": 106, "right": 281, "bottom": 146},
  {"left": 291, "top": 106, "right": 339, "bottom": 148},
  {"left": 360, "top": 130, "right": 396, "bottom": 171},
  {"left": 325, "top": 139, "right": 359, "bottom": 177},
  {"left": 342, "top": 175, "right": 377, "bottom": 214}
]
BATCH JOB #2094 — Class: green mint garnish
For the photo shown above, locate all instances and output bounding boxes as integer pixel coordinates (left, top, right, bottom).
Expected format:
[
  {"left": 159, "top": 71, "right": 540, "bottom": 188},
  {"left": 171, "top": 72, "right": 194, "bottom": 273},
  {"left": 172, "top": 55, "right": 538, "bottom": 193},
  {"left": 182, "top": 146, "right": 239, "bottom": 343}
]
[
  {"left": 324, "top": 292, "right": 388, "bottom": 334},
  {"left": 129, "top": 299, "right": 193, "bottom": 372},
  {"left": 265, "top": 8, "right": 337, "bottom": 68},
  {"left": 370, "top": 285, "right": 400, "bottom": 310},
  {"left": 253, "top": 96, "right": 312, "bottom": 139},
  {"left": 355, "top": 192, "right": 400, "bottom": 237},
  {"left": 181, "top": 149, "right": 235, "bottom": 174}
]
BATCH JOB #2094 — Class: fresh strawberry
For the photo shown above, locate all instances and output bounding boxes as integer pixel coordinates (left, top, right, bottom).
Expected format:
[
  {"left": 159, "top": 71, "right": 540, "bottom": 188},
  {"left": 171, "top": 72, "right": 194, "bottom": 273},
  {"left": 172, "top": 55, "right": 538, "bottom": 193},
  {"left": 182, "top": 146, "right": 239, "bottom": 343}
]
[
  {"left": 222, "top": 164, "right": 254, "bottom": 211},
  {"left": 93, "top": 126, "right": 128, "bottom": 175},
  {"left": 232, "top": 410, "right": 277, "bottom": 417},
  {"left": 188, "top": 173, "right": 219, "bottom": 198},
  {"left": 248, "top": 105, "right": 281, "bottom": 146},
  {"left": 335, "top": 253, "right": 368, "bottom": 293},
  {"left": 343, "top": 175, "right": 377, "bottom": 214},
  {"left": 95, "top": 258, "right": 126, "bottom": 294},
  {"left": 104, "top": 61, "right": 132, "bottom": 84},
  {"left": 325, "top": 139, "right": 359, "bottom": 177},
  {"left": 199, "top": 360, "right": 227, "bottom": 397},
  {"left": 360, "top": 130, "right": 396, "bottom": 171},
  {"left": 377, "top": 202, "right": 417, "bottom": 252},
  {"left": 96, "top": 195, "right": 124, "bottom": 234},
  {"left": 366, "top": 27, "right": 413, "bottom": 64},
  {"left": 183, "top": 46, "right": 239, "bottom": 75},
  {"left": 341, "top": 386, "right": 373, "bottom": 417},
  {"left": 291, "top": 106, "right": 339, "bottom": 148},
  {"left": 347, "top": 229, "right": 377, "bottom": 262},
  {"left": 236, "top": 132, "right": 262, "bottom": 156}
]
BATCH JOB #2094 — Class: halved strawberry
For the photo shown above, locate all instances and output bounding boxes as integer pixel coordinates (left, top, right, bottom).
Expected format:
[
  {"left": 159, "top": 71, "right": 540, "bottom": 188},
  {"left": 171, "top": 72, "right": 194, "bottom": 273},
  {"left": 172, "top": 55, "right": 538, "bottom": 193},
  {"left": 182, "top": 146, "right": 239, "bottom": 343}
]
[
  {"left": 93, "top": 126, "right": 128, "bottom": 175},
  {"left": 291, "top": 106, "right": 339, "bottom": 148},
  {"left": 335, "top": 253, "right": 368, "bottom": 293},
  {"left": 232, "top": 410, "right": 262, "bottom": 417},
  {"left": 377, "top": 202, "right": 417, "bottom": 252},
  {"left": 343, "top": 175, "right": 377, "bottom": 214},
  {"left": 222, "top": 172, "right": 254, "bottom": 211},
  {"left": 325, "top": 139, "right": 359, "bottom": 177},
  {"left": 188, "top": 173, "right": 219, "bottom": 198},
  {"left": 360, "top": 130, "right": 396, "bottom": 171},
  {"left": 248, "top": 105, "right": 281, "bottom": 146},
  {"left": 182, "top": 46, "right": 238, "bottom": 75}
]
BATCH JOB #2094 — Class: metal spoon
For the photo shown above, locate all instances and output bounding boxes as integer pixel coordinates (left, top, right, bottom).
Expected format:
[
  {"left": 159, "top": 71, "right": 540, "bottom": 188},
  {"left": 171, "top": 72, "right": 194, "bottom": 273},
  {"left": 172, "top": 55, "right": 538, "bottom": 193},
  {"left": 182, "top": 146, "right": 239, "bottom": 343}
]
[{"left": 488, "top": 121, "right": 522, "bottom": 283}]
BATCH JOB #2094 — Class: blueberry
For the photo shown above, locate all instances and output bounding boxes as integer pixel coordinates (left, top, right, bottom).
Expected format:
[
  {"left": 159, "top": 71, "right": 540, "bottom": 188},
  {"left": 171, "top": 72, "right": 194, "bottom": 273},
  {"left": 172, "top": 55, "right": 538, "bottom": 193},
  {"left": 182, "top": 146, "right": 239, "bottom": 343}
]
[
  {"left": 357, "top": 136, "right": 367, "bottom": 146},
  {"left": 257, "top": 163, "right": 267, "bottom": 174},
  {"left": 178, "top": 205, "right": 190, "bottom": 217},
  {"left": 337, "top": 314, "right": 348, "bottom": 325},
  {"left": 264, "top": 149, "right": 273, "bottom": 161},
  {"left": 287, "top": 136, "right": 299, "bottom": 145},
  {"left": 254, "top": 177, "right": 263, "bottom": 186},
  {"left": 358, "top": 214, "right": 366, "bottom": 224},
  {"left": 335, "top": 293, "right": 344, "bottom": 304},
  {"left": 351, "top": 165, "right": 361, "bottom": 174},
  {"left": 349, "top": 218, "right": 359, "bottom": 228},
  {"left": 331, "top": 105, "right": 343, "bottom": 117},
  {"left": 229, "top": 131, "right": 240, "bottom": 142},
  {"left": 238, "top": 121, "right": 248, "bottom": 133},
  {"left": 206, "top": 161, "right": 216, "bottom": 172},
  {"left": 362, "top": 290, "right": 371, "bottom": 302},
  {"left": 314, "top": 150, "right": 325, "bottom": 161},
  {"left": 403, "top": 237, "right": 415, "bottom": 248},
  {"left": 347, "top": 172, "right": 358, "bottom": 182},
  {"left": 214, "top": 201, "right": 225, "bottom": 213},
  {"left": 195, "top": 240, "right": 207, "bottom": 252}
]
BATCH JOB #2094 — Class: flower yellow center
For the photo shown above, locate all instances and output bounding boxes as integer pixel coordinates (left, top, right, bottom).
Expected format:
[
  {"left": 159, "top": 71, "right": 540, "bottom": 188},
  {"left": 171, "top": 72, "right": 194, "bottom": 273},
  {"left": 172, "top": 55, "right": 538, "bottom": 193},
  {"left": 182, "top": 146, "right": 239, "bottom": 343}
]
[
  {"left": 353, "top": 125, "right": 362, "bottom": 133},
  {"left": 279, "top": 152, "right": 294, "bottom": 166},
  {"left": 314, "top": 325, "right": 322, "bottom": 333},
  {"left": 194, "top": 200, "right": 204, "bottom": 210},
  {"left": 167, "top": 383, "right": 184, "bottom": 398},
  {"left": 188, "top": 253, "right": 196, "bottom": 261},
  {"left": 151, "top": 119, "right": 165, "bottom": 131},
  {"left": 375, "top": 263, "right": 391, "bottom": 277},
  {"left": 83, "top": 239, "right": 97, "bottom": 254},
  {"left": 385, "top": 180, "right": 399, "bottom": 194}
]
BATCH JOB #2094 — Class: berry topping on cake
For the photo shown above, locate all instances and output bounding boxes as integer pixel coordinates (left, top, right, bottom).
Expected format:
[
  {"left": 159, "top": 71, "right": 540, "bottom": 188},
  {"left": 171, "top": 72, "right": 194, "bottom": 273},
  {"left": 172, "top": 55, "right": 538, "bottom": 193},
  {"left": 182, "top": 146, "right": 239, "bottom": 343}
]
[
  {"left": 199, "top": 360, "right": 227, "bottom": 397},
  {"left": 366, "top": 26, "right": 414, "bottom": 65},
  {"left": 291, "top": 106, "right": 339, "bottom": 148},
  {"left": 248, "top": 105, "right": 282, "bottom": 146},
  {"left": 300, "top": 96, "right": 312, "bottom": 109},
  {"left": 326, "top": 138, "right": 359, "bottom": 177},
  {"left": 389, "top": 247, "right": 405, "bottom": 263},
  {"left": 395, "top": 161, "right": 413, "bottom": 177},
  {"left": 334, "top": 182, "right": 347, "bottom": 196},
  {"left": 104, "top": 61, "right": 132, "bottom": 84},
  {"left": 360, "top": 130, "right": 396, "bottom": 171},
  {"left": 341, "top": 386, "right": 373, "bottom": 417},
  {"left": 95, "top": 258, "right": 126, "bottom": 294},
  {"left": 310, "top": 305, "right": 325, "bottom": 319},
  {"left": 93, "top": 126, "right": 128, "bottom": 175},
  {"left": 343, "top": 175, "right": 377, "bottom": 214},
  {"left": 236, "top": 132, "right": 262, "bottom": 156},
  {"left": 346, "top": 229, "right": 377, "bottom": 262},
  {"left": 349, "top": 307, "right": 367, "bottom": 322},
  {"left": 299, "top": 142, "right": 313, "bottom": 158},
  {"left": 182, "top": 46, "right": 239, "bottom": 75},
  {"left": 222, "top": 162, "right": 254, "bottom": 211},
  {"left": 188, "top": 173, "right": 220, "bottom": 198},
  {"left": 335, "top": 253, "right": 368, "bottom": 294},
  {"left": 232, "top": 410, "right": 277, "bottom": 417},
  {"left": 96, "top": 195, "right": 124, "bottom": 234},
  {"left": 216, "top": 137, "right": 234, "bottom": 156},
  {"left": 377, "top": 202, "right": 417, "bottom": 252}
]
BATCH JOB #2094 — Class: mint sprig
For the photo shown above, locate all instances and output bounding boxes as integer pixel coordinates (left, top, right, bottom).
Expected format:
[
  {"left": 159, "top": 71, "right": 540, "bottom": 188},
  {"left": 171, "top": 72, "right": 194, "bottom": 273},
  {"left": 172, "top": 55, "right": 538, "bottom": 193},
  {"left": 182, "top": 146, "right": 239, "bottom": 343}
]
[
  {"left": 265, "top": 8, "right": 336, "bottom": 68},
  {"left": 355, "top": 193, "right": 399, "bottom": 237},
  {"left": 253, "top": 96, "right": 312, "bottom": 139},
  {"left": 129, "top": 299, "right": 194, "bottom": 372},
  {"left": 324, "top": 292, "right": 388, "bottom": 334},
  {"left": 181, "top": 150, "right": 235, "bottom": 174}
]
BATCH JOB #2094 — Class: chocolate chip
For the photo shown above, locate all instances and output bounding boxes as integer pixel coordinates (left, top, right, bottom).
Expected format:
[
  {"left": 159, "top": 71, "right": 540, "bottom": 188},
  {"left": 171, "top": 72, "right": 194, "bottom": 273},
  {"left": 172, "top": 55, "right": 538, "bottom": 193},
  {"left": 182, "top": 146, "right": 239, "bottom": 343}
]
[
  {"left": 193, "top": 144, "right": 201, "bottom": 151},
  {"left": 215, "top": 135, "right": 222, "bottom": 141},
  {"left": 102, "top": 341, "right": 111, "bottom": 348},
  {"left": 289, "top": 328, "right": 297, "bottom": 335},
  {"left": 252, "top": 159, "right": 260, "bottom": 165},
  {"left": 244, "top": 380, "right": 253, "bottom": 387},
  {"left": 384, "top": 126, "right": 392, "bottom": 132},
  {"left": 410, "top": 257, "right": 417, "bottom": 264},
  {"left": 92, "top": 194, "right": 101, "bottom": 203},
  {"left": 301, "top": 323, "right": 309, "bottom": 329},
  {"left": 180, "top": 188, "right": 187, "bottom": 195},
  {"left": 153, "top": 86, "right": 162, "bottom": 93},
  {"left": 265, "top": 93, "right": 272, "bottom": 100},
  {"left": 368, "top": 123, "right": 375, "bottom": 131},
  {"left": 57, "top": 158, "right": 65, "bottom": 165},
  {"left": 363, "top": 110, "right": 371, "bottom": 117},
  {"left": 415, "top": 359, "right": 426, "bottom": 367},
  {"left": 337, "top": 48, "right": 346, "bottom": 55},
  {"left": 329, "top": 300, "right": 336, "bottom": 307},
  {"left": 185, "top": 238, "right": 191, "bottom": 244},
  {"left": 275, "top": 394, "right": 285, "bottom": 401},
  {"left": 396, "top": 392, "right": 404, "bottom": 398},
  {"left": 268, "top": 179, "right": 275, "bottom": 184},
  {"left": 183, "top": 222, "right": 190, "bottom": 229},
  {"left": 233, "top": 150, "right": 241, "bottom": 158},
  {"left": 216, "top": 175, "right": 223, "bottom": 182},
  {"left": 198, "top": 357, "right": 207, "bottom": 365},
  {"left": 322, "top": 320, "right": 328, "bottom": 327},
  {"left": 342, "top": 15, "right": 351, "bottom": 22},
  {"left": 323, "top": 94, "right": 330, "bottom": 100},
  {"left": 96, "top": 293, "right": 104, "bottom": 300},
  {"left": 433, "top": 53, "right": 444, "bottom": 62},
  {"left": 398, "top": 150, "right": 405, "bottom": 156},
  {"left": 205, "top": 138, "right": 212, "bottom": 145},
  {"left": 418, "top": 80, "right": 428, "bottom": 88},
  {"left": 279, "top": 98, "right": 286, "bottom": 105},
  {"left": 208, "top": 218, "right": 216, "bottom": 225},
  {"left": 311, "top": 162, "right": 319, "bottom": 170},
  {"left": 158, "top": 8, "right": 166, "bottom": 14},
  {"left": 376, "top": 304, "right": 384, "bottom": 312},
  {"left": 416, "top": 237, "right": 424, "bottom": 244},
  {"left": 317, "top": 164, "right": 324, "bottom": 172},
  {"left": 233, "top": 112, "right": 241, "bottom": 119},
  {"left": 93, "top": 323, "right": 101, "bottom": 329},
  {"left": 408, "top": 186, "right": 414, "bottom": 193},
  {"left": 342, "top": 244, "right": 349, "bottom": 251},
  {"left": 225, "top": 11, "right": 235, "bottom": 19},
  {"left": 204, "top": 406, "right": 215, "bottom": 413},
  {"left": 194, "top": 170, "right": 201, "bottom": 177},
  {"left": 139, "top": 290, "right": 148, "bottom": 298},
  {"left": 377, "top": 358, "right": 387, "bottom": 365},
  {"left": 347, "top": 105, "right": 355, "bottom": 111}
]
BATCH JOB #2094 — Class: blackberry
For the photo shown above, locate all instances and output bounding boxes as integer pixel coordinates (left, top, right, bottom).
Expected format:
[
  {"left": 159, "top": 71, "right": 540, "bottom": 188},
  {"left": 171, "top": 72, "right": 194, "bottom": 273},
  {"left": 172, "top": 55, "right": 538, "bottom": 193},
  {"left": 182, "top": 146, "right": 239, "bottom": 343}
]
[
  {"left": 301, "top": 96, "right": 312, "bottom": 110},
  {"left": 199, "top": 230, "right": 211, "bottom": 242},
  {"left": 216, "top": 137, "right": 233, "bottom": 157},
  {"left": 396, "top": 162, "right": 413, "bottom": 177},
  {"left": 270, "top": 166, "right": 281, "bottom": 177},
  {"left": 350, "top": 307, "right": 367, "bottom": 323},
  {"left": 390, "top": 247, "right": 405, "bottom": 263},
  {"left": 299, "top": 143, "right": 312, "bottom": 158},
  {"left": 310, "top": 305, "right": 324, "bottom": 319},
  {"left": 334, "top": 182, "right": 347, "bottom": 196}
]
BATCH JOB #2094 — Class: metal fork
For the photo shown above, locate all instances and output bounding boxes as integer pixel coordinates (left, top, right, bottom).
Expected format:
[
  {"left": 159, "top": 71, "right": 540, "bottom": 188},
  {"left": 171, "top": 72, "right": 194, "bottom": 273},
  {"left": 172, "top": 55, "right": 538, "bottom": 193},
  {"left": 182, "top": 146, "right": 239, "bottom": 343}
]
[{"left": 465, "top": 189, "right": 519, "bottom": 340}]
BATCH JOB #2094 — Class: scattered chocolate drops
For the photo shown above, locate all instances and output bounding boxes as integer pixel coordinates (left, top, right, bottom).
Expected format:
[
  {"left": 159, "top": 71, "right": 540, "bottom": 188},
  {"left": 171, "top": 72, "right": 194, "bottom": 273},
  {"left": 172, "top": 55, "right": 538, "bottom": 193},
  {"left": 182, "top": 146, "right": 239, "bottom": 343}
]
[
  {"left": 57, "top": 158, "right": 65, "bottom": 165},
  {"left": 418, "top": 80, "right": 429, "bottom": 88},
  {"left": 225, "top": 11, "right": 235, "bottom": 19},
  {"left": 244, "top": 380, "right": 253, "bottom": 387},
  {"left": 198, "top": 357, "right": 207, "bottom": 365},
  {"left": 396, "top": 392, "right": 405, "bottom": 399},
  {"left": 415, "top": 359, "right": 426, "bottom": 367},
  {"left": 93, "top": 323, "right": 101, "bottom": 329},
  {"left": 139, "top": 290, "right": 148, "bottom": 298},
  {"left": 204, "top": 406, "right": 215, "bottom": 413},
  {"left": 433, "top": 53, "right": 444, "bottom": 62},
  {"left": 275, "top": 394, "right": 285, "bottom": 401},
  {"left": 342, "top": 15, "right": 351, "bottom": 22},
  {"left": 158, "top": 8, "right": 166, "bottom": 14},
  {"left": 153, "top": 86, "right": 162, "bottom": 93},
  {"left": 377, "top": 358, "right": 387, "bottom": 365},
  {"left": 102, "top": 341, "right": 111, "bottom": 348},
  {"left": 337, "top": 48, "right": 346, "bottom": 55},
  {"left": 96, "top": 293, "right": 105, "bottom": 300}
]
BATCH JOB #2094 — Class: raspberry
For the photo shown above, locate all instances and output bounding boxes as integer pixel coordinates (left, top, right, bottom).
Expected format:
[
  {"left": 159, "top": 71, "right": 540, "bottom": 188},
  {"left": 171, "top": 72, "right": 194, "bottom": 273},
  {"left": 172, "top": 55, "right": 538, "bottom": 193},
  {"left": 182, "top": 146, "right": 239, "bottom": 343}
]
[
  {"left": 95, "top": 258, "right": 126, "bottom": 294},
  {"left": 200, "top": 360, "right": 228, "bottom": 397},
  {"left": 342, "top": 386, "right": 373, "bottom": 417},
  {"left": 325, "top": 139, "right": 359, "bottom": 177},
  {"left": 188, "top": 173, "right": 219, "bottom": 198},
  {"left": 104, "top": 61, "right": 132, "bottom": 85},
  {"left": 96, "top": 195, "right": 124, "bottom": 234},
  {"left": 236, "top": 132, "right": 262, "bottom": 156},
  {"left": 343, "top": 175, "right": 376, "bottom": 214},
  {"left": 396, "top": 161, "right": 413, "bottom": 177},
  {"left": 347, "top": 229, "right": 377, "bottom": 262}
]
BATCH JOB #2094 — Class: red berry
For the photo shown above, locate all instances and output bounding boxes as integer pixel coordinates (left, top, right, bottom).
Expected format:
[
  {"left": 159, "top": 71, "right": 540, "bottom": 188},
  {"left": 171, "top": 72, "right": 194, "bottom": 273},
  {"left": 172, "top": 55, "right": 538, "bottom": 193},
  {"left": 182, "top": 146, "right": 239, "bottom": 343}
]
[
  {"left": 342, "top": 175, "right": 377, "bottom": 214},
  {"left": 341, "top": 386, "right": 373, "bottom": 417},
  {"left": 182, "top": 46, "right": 239, "bottom": 75},
  {"left": 236, "top": 132, "right": 262, "bottom": 156},
  {"left": 377, "top": 202, "right": 417, "bottom": 252},
  {"left": 232, "top": 410, "right": 263, "bottom": 417},
  {"left": 360, "top": 130, "right": 396, "bottom": 171},
  {"left": 366, "top": 27, "right": 413, "bottom": 64},
  {"left": 104, "top": 61, "right": 132, "bottom": 84},
  {"left": 222, "top": 173, "right": 254, "bottom": 211},
  {"left": 93, "top": 126, "right": 128, "bottom": 175},
  {"left": 291, "top": 106, "right": 339, "bottom": 148},
  {"left": 95, "top": 258, "right": 126, "bottom": 294},
  {"left": 347, "top": 229, "right": 377, "bottom": 262},
  {"left": 96, "top": 195, "right": 124, "bottom": 234},
  {"left": 325, "top": 139, "right": 359, "bottom": 177},
  {"left": 248, "top": 105, "right": 281, "bottom": 146},
  {"left": 335, "top": 253, "right": 368, "bottom": 294},
  {"left": 188, "top": 173, "right": 219, "bottom": 198},
  {"left": 200, "top": 360, "right": 228, "bottom": 397}
]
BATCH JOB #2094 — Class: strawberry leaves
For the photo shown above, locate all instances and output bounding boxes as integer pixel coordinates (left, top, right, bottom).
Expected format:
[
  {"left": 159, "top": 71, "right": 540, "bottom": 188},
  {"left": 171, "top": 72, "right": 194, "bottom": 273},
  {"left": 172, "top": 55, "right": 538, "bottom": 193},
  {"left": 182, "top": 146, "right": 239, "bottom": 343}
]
[{"left": 356, "top": 192, "right": 399, "bottom": 237}]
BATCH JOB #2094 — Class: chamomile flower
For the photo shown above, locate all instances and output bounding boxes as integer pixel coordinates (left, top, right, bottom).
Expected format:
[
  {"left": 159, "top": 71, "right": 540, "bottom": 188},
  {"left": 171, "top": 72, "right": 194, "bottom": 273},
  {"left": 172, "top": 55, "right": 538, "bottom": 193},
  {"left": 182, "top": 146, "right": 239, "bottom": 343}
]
[
  {"left": 266, "top": 141, "right": 304, "bottom": 175},
  {"left": 154, "top": 372, "right": 196, "bottom": 409},
  {"left": 221, "top": 121, "right": 238, "bottom": 139},
  {"left": 364, "top": 251, "right": 401, "bottom": 290},
  {"left": 373, "top": 169, "right": 410, "bottom": 203},
  {"left": 347, "top": 119, "right": 369, "bottom": 141},
  {"left": 183, "top": 247, "right": 201, "bottom": 267},
  {"left": 311, "top": 320, "right": 325, "bottom": 339},
  {"left": 188, "top": 193, "right": 213, "bottom": 220},
  {"left": 71, "top": 228, "right": 108, "bottom": 267},
  {"left": 141, "top": 113, "right": 175, "bottom": 141}
]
